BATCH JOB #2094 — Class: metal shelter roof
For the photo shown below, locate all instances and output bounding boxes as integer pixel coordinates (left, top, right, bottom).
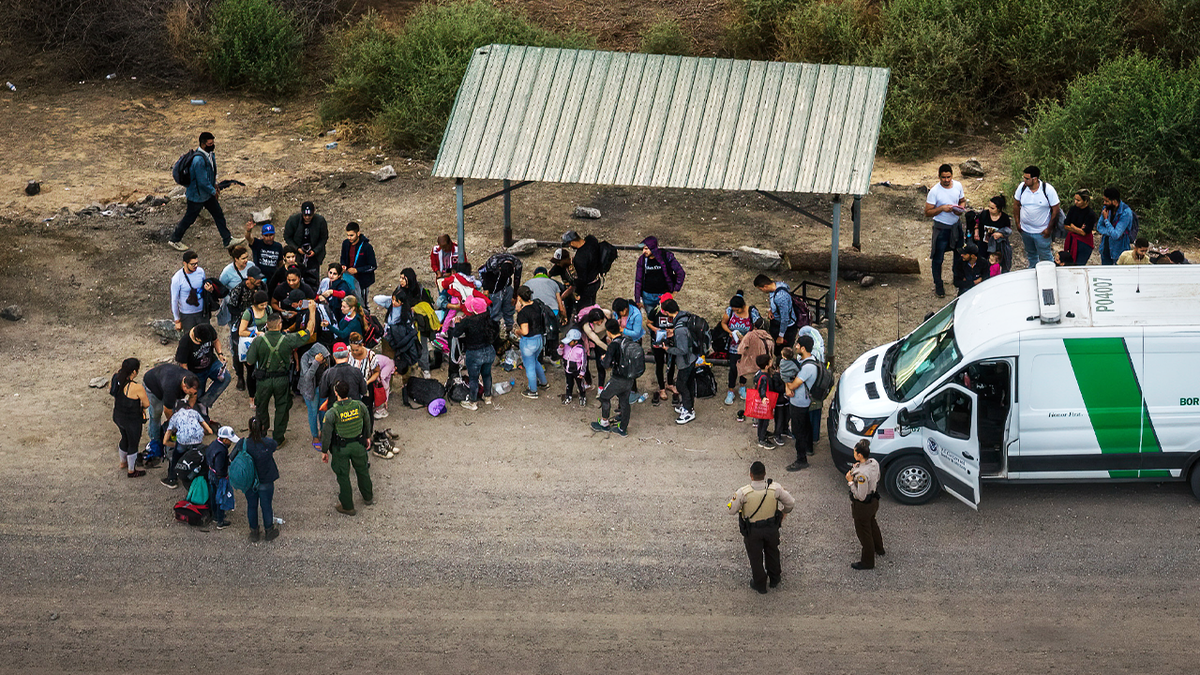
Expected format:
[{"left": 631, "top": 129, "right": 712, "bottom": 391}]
[{"left": 433, "top": 45, "right": 890, "bottom": 196}]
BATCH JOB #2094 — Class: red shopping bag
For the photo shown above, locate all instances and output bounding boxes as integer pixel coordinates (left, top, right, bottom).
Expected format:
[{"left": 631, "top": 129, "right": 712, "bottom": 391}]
[{"left": 744, "top": 390, "right": 778, "bottom": 420}]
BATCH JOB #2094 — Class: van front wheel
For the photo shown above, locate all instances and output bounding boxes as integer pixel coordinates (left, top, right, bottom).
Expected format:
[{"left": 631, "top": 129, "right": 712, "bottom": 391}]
[{"left": 884, "top": 455, "right": 940, "bottom": 505}]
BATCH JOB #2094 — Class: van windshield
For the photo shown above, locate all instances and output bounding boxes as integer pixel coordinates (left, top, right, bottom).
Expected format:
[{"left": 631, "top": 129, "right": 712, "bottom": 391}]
[{"left": 889, "top": 300, "right": 961, "bottom": 401}]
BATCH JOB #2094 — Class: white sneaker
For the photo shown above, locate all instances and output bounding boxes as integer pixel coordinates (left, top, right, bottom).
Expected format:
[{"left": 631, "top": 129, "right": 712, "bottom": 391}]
[
  {"left": 373, "top": 407, "right": 389, "bottom": 419},
  {"left": 460, "top": 400, "right": 478, "bottom": 411},
  {"left": 167, "top": 240, "right": 188, "bottom": 251},
  {"left": 484, "top": 396, "right": 493, "bottom": 405},
  {"left": 675, "top": 410, "right": 696, "bottom": 425},
  {"left": 226, "top": 236, "right": 247, "bottom": 247},
  {"left": 422, "top": 370, "right": 432, "bottom": 379}
]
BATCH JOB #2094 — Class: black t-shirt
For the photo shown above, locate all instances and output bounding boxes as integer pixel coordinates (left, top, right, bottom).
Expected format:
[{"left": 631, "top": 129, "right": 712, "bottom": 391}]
[
  {"left": 143, "top": 363, "right": 192, "bottom": 406},
  {"left": 641, "top": 256, "right": 669, "bottom": 293},
  {"left": 251, "top": 239, "right": 284, "bottom": 277},
  {"left": 272, "top": 281, "right": 316, "bottom": 305},
  {"left": 176, "top": 335, "right": 216, "bottom": 373},
  {"left": 647, "top": 306, "right": 672, "bottom": 346},
  {"left": 517, "top": 303, "right": 545, "bottom": 336},
  {"left": 1065, "top": 205, "right": 1097, "bottom": 236}
]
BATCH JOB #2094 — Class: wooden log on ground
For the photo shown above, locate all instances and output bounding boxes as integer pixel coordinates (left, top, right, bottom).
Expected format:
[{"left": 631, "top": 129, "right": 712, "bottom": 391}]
[{"left": 784, "top": 250, "right": 921, "bottom": 275}]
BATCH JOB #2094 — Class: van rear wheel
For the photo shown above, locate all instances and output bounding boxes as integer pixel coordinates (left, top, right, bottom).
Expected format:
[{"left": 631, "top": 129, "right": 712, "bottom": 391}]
[
  {"left": 884, "top": 455, "right": 939, "bottom": 505},
  {"left": 1190, "top": 465, "right": 1200, "bottom": 501}
]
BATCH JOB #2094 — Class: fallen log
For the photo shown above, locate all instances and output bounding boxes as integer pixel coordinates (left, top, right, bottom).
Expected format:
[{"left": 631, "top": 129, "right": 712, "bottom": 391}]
[{"left": 784, "top": 250, "right": 921, "bottom": 275}]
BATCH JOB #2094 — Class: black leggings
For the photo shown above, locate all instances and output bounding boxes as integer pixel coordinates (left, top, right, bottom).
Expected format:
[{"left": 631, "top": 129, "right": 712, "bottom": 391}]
[
  {"left": 653, "top": 347, "right": 676, "bottom": 390},
  {"left": 114, "top": 418, "right": 142, "bottom": 455},
  {"left": 584, "top": 345, "right": 607, "bottom": 388},
  {"left": 727, "top": 353, "right": 746, "bottom": 390}
]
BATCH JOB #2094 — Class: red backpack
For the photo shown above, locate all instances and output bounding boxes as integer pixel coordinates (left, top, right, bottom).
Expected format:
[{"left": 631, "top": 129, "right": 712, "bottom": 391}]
[{"left": 173, "top": 500, "right": 209, "bottom": 526}]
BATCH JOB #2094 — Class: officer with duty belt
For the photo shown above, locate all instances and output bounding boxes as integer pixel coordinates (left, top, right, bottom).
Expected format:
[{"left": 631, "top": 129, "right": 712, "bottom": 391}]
[
  {"left": 320, "top": 380, "right": 374, "bottom": 516},
  {"left": 846, "top": 439, "right": 885, "bottom": 570},
  {"left": 727, "top": 461, "right": 796, "bottom": 594},
  {"left": 245, "top": 302, "right": 316, "bottom": 446}
]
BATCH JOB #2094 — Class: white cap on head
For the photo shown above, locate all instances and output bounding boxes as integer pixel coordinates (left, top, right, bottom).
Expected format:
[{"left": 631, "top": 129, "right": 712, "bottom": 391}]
[{"left": 217, "top": 426, "right": 239, "bottom": 442}]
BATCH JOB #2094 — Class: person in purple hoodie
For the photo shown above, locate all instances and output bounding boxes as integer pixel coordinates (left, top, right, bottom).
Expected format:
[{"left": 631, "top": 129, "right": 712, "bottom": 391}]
[{"left": 634, "top": 236, "right": 686, "bottom": 311}]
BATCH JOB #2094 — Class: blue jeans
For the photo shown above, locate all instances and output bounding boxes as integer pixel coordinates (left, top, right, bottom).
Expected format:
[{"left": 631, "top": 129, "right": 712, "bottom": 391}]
[
  {"left": 245, "top": 481, "right": 275, "bottom": 531},
  {"left": 641, "top": 291, "right": 664, "bottom": 309},
  {"left": 519, "top": 334, "right": 547, "bottom": 392},
  {"left": 489, "top": 286, "right": 515, "bottom": 329},
  {"left": 810, "top": 408, "right": 822, "bottom": 442},
  {"left": 1020, "top": 230, "right": 1054, "bottom": 268},
  {"left": 304, "top": 396, "right": 322, "bottom": 440},
  {"left": 147, "top": 391, "right": 165, "bottom": 450},
  {"left": 930, "top": 226, "right": 955, "bottom": 291},
  {"left": 196, "top": 360, "right": 230, "bottom": 409},
  {"left": 465, "top": 346, "right": 495, "bottom": 402}
]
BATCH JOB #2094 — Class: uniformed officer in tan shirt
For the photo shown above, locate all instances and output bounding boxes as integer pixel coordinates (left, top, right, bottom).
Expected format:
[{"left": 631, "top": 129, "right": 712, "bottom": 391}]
[
  {"left": 846, "top": 439, "right": 885, "bottom": 570},
  {"left": 727, "top": 461, "right": 796, "bottom": 593}
]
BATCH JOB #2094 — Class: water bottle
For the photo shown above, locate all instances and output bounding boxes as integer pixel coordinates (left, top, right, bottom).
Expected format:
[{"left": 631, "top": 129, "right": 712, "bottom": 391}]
[
  {"left": 325, "top": 142, "right": 338, "bottom": 149},
  {"left": 190, "top": 99, "right": 206, "bottom": 105},
  {"left": 493, "top": 380, "right": 514, "bottom": 396}
]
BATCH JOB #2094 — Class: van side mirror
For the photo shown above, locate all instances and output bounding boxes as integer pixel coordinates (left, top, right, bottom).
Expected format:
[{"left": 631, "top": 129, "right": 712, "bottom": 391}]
[
  {"left": 898, "top": 407, "right": 912, "bottom": 427},
  {"left": 898, "top": 405, "right": 926, "bottom": 428}
]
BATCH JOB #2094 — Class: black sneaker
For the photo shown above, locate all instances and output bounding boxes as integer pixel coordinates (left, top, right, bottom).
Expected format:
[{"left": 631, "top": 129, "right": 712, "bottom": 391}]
[
  {"left": 264, "top": 526, "right": 280, "bottom": 541},
  {"left": 736, "top": 411, "right": 745, "bottom": 422},
  {"left": 215, "top": 520, "right": 231, "bottom": 530},
  {"left": 750, "top": 581, "right": 768, "bottom": 594},
  {"left": 773, "top": 436, "right": 786, "bottom": 447},
  {"left": 522, "top": 389, "right": 539, "bottom": 399},
  {"left": 935, "top": 285, "right": 946, "bottom": 298},
  {"left": 590, "top": 421, "right": 611, "bottom": 433},
  {"left": 612, "top": 425, "right": 628, "bottom": 437},
  {"left": 757, "top": 439, "right": 773, "bottom": 449},
  {"left": 768, "top": 577, "right": 780, "bottom": 588},
  {"left": 786, "top": 461, "right": 809, "bottom": 472},
  {"left": 249, "top": 529, "right": 261, "bottom": 542},
  {"left": 160, "top": 478, "right": 179, "bottom": 489},
  {"left": 806, "top": 448, "right": 815, "bottom": 456}
]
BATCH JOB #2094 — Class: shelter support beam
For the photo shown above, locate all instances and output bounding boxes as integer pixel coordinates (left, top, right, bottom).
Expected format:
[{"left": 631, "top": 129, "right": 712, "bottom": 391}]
[
  {"left": 456, "top": 178, "right": 465, "bottom": 262},
  {"left": 829, "top": 197, "right": 842, "bottom": 367},
  {"left": 503, "top": 179, "right": 513, "bottom": 247},
  {"left": 852, "top": 196, "right": 862, "bottom": 251},
  {"left": 756, "top": 191, "right": 833, "bottom": 229}
]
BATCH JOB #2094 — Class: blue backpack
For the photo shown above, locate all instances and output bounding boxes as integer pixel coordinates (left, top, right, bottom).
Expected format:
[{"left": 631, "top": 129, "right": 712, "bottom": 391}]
[{"left": 227, "top": 440, "right": 259, "bottom": 492}]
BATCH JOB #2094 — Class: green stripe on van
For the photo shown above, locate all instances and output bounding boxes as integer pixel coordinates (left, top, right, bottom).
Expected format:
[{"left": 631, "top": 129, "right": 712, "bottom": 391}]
[{"left": 1063, "top": 337, "right": 1161, "bottom": 478}]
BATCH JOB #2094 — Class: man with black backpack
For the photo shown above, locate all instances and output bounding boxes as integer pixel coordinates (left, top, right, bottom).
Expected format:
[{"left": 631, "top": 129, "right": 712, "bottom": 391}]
[
  {"left": 754, "top": 274, "right": 799, "bottom": 358},
  {"left": 662, "top": 298, "right": 703, "bottom": 425},
  {"left": 563, "top": 230, "right": 617, "bottom": 309},
  {"left": 168, "top": 132, "right": 242, "bottom": 251},
  {"left": 781, "top": 335, "right": 826, "bottom": 471},
  {"left": 590, "top": 319, "right": 644, "bottom": 437}
]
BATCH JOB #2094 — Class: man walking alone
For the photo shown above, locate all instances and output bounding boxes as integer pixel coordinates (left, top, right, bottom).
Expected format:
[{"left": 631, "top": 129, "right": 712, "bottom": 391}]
[{"left": 168, "top": 132, "right": 242, "bottom": 251}]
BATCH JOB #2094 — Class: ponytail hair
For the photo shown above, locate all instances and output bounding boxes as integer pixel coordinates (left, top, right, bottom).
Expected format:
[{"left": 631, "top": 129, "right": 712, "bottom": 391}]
[
  {"left": 116, "top": 357, "right": 140, "bottom": 387},
  {"left": 249, "top": 417, "right": 264, "bottom": 443}
]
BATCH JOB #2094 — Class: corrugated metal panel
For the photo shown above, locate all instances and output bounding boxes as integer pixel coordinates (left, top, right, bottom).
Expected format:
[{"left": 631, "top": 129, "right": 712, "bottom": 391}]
[{"left": 433, "top": 44, "right": 890, "bottom": 196}]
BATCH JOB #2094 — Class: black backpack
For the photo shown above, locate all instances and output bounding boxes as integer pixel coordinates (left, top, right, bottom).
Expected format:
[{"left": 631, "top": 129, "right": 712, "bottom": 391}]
[
  {"left": 533, "top": 299, "right": 559, "bottom": 344},
  {"left": 680, "top": 313, "right": 712, "bottom": 356},
  {"left": 172, "top": 149, "right": 200, "bottom": 187},
  {"left": 614, "top": 337, "right": 646, "bottom": 379},
  {"left": 693, "top": 364, "right": 718, "bottom": 398},
  {"left": 174, "top": 447, "right": 206, "bottom": 486},
  {"left": 405, "top": 377, "right": 446, "bottom": 407},
  {"left": 800, "top": 357, "right": 834, "bottom": 402}
]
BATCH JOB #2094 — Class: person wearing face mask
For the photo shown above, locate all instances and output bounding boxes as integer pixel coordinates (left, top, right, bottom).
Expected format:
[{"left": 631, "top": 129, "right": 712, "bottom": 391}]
[{"left": 168, "top": 132, "right": 242, "bottom": 251}]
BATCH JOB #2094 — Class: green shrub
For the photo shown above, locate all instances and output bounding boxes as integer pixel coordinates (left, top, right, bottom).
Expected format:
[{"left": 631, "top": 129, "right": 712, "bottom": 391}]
[
  {"left": 1008, "top": 54, "right": 1200, "bottom": 240},
  {"left": 205, "top": 0, "right": 303, "bottom": 95},
  {"left": 640, "top": 18, "right": 691, "bottom": 56},
  {"left": 777, "top": 0, "right": 869, "bottom": 65},
  {"left": 724, "top": 0, "right": 802, "bottom": 59},
  {"left": 322, "top": 1, "right": 592, "bottom": 155}
]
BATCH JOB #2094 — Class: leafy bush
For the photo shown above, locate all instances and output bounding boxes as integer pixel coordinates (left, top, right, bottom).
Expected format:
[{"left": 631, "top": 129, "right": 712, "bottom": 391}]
[
  {"left": 640, "top": 18, "right": 691, "bottom": 56},
  {"left": 1008, "top": 54, "right": 1200, "bottom": 240},
  {"left": 322, "top": 1, "right": 592, "bottom": 156},
  {"left": 729, "top": 0, "right": 1197, "bottom": 158},
  {"left": 205, "top": 0, "right": 303, "bottom": 94}
]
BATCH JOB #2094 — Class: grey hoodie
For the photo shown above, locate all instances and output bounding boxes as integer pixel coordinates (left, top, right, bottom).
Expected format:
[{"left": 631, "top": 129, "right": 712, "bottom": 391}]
[{"left": 667, "top": 312, "right": 699, "bottom": 369}]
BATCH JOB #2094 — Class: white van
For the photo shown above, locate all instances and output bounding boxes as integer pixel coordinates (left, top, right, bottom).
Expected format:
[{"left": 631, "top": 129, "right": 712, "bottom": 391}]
[{"left": 828, "top": 262, "right": 1200, "bottom": 508}]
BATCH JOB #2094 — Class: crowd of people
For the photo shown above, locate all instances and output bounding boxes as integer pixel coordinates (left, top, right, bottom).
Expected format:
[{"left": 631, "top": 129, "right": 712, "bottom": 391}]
[
  {"left": 115, "top": 137, "right": 838, "bottom": 541},
  {"left": 924, "top": 163, "right": 1182, "bottom": 298}
]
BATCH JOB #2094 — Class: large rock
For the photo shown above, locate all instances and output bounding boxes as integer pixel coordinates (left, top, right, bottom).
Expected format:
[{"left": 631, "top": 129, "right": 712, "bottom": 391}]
[
  {"left": 168, "top": 186, "right": 187, "bottom": 200},
  {"left": 573, "top": 206, "right": 601, "bottom": 219},
  {"left": 732, "top": 246, "right": 783, "bottom": 271},
  {"left": 149, "top": 318, "right": 181, "bottom": 341},
  {"left": 376, "top": 165, "right": 397, "bottom": 182},
  {"left": 960, "top": 158, "right": 986, "bottom": 177},
  {"left": 506, "top": 238, "right": 538, "bottom": 255},
  {"left": 0, "top": 305, "right": 22, "bottom": 321},
  {"left": 251, "top": 206, "right": 273, "bottom": 224},
  {"left": 89, "top": 376, "right": 109, "bottom": 388}
]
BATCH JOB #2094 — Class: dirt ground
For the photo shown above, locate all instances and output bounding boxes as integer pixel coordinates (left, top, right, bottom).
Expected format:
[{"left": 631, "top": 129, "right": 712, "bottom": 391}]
[{"left": 2, "top": 83, "right": 1199, "bottom": 673}]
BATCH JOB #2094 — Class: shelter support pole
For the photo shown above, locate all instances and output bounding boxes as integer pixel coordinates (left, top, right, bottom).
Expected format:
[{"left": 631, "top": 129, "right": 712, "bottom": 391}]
[
  {"left": 852, "top": 196, "right": 862, "bottom": 251},
  {"left": 828, "top": 196, "right": 842, "bottom": 367},
  {"left": 503, "top": 179, "right": 513, "bottom": 247},
  {"left": 455, "top": 178, "right": 466, "bottom": 262}
]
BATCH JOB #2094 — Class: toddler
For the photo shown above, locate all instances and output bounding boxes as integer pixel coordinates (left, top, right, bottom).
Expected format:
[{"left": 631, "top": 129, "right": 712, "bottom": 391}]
[
  {"left": 989, "top": 251, "right": 1002, "bottom": 277},
  {"left": 558, "top": 327, "right": 587, "bottom": 407}
]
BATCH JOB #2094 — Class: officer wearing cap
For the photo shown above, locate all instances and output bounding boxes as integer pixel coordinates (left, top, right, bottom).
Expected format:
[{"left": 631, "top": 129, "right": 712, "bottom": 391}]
[
  {"left": 727, "top": 461, "right": 796, "bottom": 593},
  {"left": 284, "top": 201, "right": 329, "bottom": 280},
  {"left": 245, "top": 303, "right": 317, "bottom": 446},
  {"left": 846, "top": 439, "right": 885, "bottom": 570}
]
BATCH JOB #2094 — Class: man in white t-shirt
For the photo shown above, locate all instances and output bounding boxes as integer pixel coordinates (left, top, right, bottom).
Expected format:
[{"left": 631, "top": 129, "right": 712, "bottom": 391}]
[
  {"left": 924, "top": 163, "right": 966, "bottom": 298},
  {"left": 1012, "top": 165, "right": 1060, "bottom": 268}
]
